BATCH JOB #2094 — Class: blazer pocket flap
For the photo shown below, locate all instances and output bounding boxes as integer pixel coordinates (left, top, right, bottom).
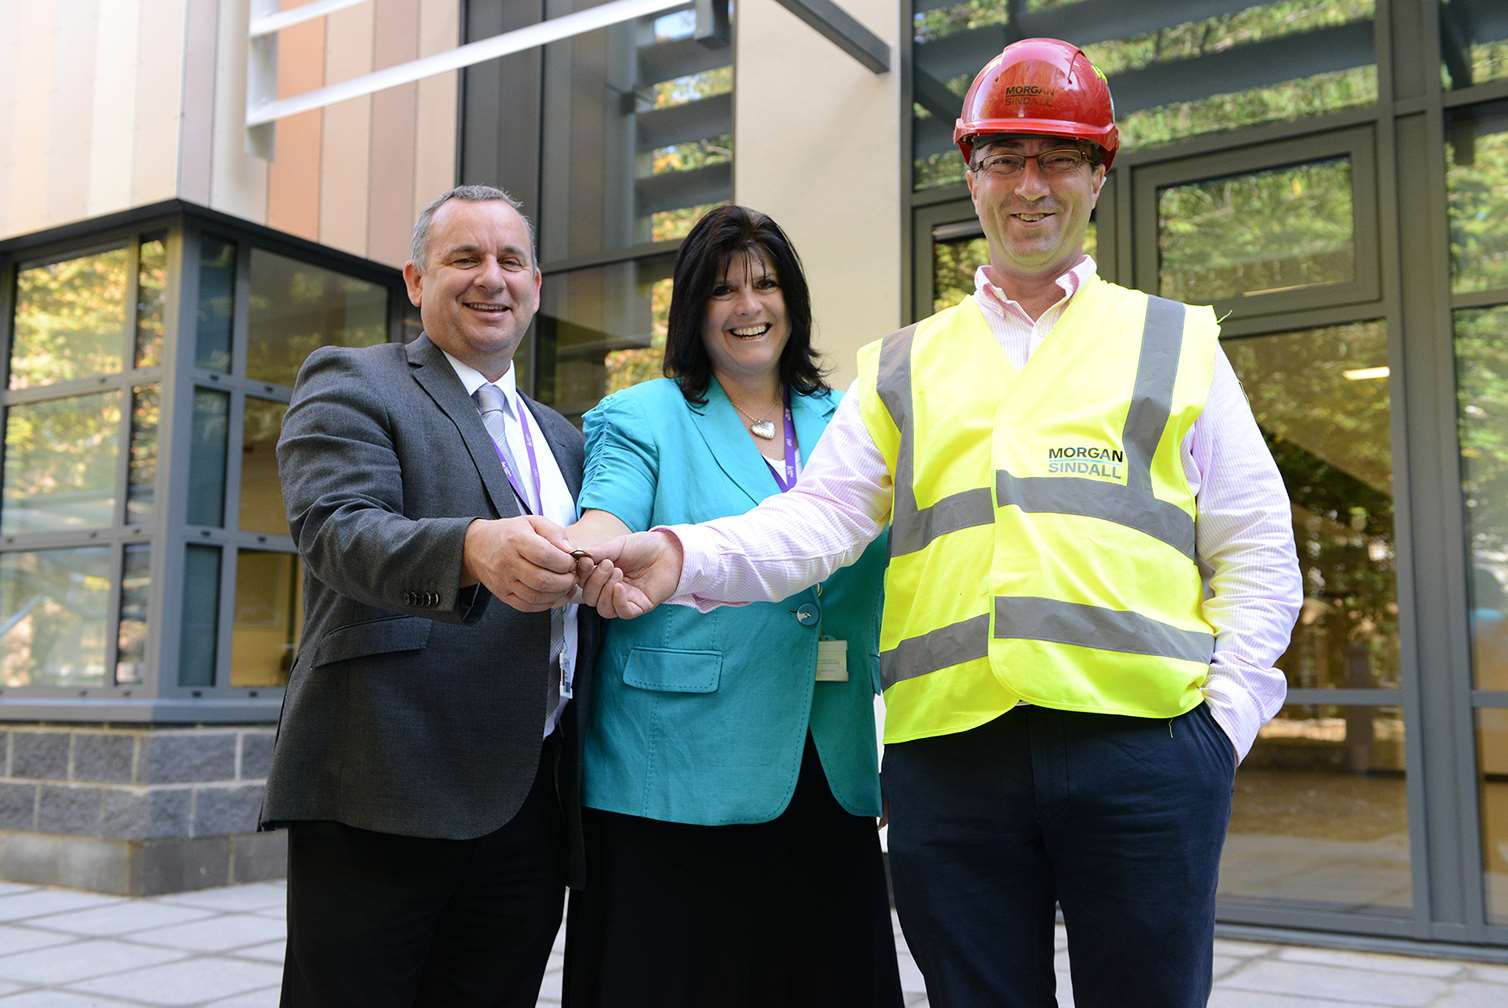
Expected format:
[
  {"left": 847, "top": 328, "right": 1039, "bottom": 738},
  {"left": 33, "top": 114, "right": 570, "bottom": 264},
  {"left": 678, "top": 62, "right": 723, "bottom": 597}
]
[
  {"left": 622, "top": 647, "right": 721, "bottom": 694},
  {"left": 314, "top": 616, "right": 432, "bottom": 666}
]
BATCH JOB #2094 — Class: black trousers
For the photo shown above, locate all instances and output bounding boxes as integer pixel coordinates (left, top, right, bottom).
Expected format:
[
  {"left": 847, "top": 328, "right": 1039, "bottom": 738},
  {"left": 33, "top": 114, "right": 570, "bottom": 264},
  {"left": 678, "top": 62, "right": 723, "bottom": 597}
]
[
  {"left": 885, "top": 704, "right": 1236, "bottom": 1008},
  {"left": 280, "top": 737, "right": 565, "bottom": 1008},
  {"left": 562, "top": 735, "right": 904, "bottom": 1008}
]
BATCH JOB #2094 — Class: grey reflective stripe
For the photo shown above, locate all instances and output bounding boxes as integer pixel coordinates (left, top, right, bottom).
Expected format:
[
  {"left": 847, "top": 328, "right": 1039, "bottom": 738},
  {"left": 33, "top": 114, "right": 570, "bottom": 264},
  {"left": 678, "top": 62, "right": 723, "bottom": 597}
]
[
  {"left": 994, "top": 294, "right": 1196, "bottom": 558},
  {"left": 877, "top": 322, "right": 994, "bottom": 557},
  {"left": 880, "top": 614, "right": 991, "bottom": 688},
  {"left": 994, "top": 596, "right": 1214, "bottom": 665},
  {"left": 995, "top": 471, "right": 1195, "bottom": 559}
]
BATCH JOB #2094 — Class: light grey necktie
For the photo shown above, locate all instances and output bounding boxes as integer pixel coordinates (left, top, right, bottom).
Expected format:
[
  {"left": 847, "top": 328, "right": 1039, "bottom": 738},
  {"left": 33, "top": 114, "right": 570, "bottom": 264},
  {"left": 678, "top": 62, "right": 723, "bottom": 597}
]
[{"left": 473, "top": 383, "right": 565, "bottom": 732}]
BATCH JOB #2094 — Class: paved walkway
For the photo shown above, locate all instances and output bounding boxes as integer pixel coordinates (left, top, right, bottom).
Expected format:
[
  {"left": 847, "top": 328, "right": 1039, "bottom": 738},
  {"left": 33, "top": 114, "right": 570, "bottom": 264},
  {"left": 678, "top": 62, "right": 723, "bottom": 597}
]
[{"left": 0, "top": 880, "right": 1506, "bottom": 1006}]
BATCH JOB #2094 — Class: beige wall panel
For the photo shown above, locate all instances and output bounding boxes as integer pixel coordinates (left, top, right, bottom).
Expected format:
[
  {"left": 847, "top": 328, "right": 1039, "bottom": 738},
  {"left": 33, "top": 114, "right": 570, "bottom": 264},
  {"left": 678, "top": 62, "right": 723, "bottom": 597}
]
[
  {"left": 266, "top": 13, "right": 325, "bottom": 242},
  {"left": 733, "top": 0, "right": 901, "bottom": 389},
  {"left": 46, "top": 0, "right": 99, "bottom": 228},
  {"left": 0, "top": 0, "right": 17, "bottom": 232},
  {"left": 318, "top": 4, "right": 376, "bottom": 256},
  {"left": 131, "top": 0, "right": 188, "bottom": 207},
  {"left": 413, "top": 0, "right": 460, "bottom": 221},
  {"left": 178, "top": 0, "right": 221, "bottom": 206},
  {"left": 4, "top": 1, "right": 57, "bottom": 238},
  {"left": 367, "top": 0, "right": 421, "bottom": 268},
  {"left": 210, "top": 0, "right": 268, "bottom": 223},
  {"left": 87, "top": 0, "right": 142, "bottom": 218}
]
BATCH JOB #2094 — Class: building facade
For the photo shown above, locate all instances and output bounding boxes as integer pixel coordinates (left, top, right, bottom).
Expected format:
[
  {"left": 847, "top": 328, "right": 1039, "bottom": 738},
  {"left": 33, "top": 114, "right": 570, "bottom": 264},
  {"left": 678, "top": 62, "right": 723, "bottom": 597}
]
[{"left": 1, "top": 0, "right": 1507, "bottom": 956}]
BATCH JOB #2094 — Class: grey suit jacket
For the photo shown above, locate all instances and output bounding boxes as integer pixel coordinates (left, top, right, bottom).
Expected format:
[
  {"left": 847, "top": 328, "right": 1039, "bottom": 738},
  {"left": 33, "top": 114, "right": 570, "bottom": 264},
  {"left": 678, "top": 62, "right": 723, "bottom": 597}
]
[{"left": 261, "top": 333, "right": 597, "bottom": 883}]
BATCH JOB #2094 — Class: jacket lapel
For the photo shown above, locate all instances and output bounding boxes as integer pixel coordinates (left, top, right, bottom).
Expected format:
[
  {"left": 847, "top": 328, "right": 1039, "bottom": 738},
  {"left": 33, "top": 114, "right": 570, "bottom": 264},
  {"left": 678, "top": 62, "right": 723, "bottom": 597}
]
[
  {"left": 689, "top": 379, "right": 786, "bottom": 508},
  {"left": 406, "top": 334, "right": 521, "bottom": 519}
]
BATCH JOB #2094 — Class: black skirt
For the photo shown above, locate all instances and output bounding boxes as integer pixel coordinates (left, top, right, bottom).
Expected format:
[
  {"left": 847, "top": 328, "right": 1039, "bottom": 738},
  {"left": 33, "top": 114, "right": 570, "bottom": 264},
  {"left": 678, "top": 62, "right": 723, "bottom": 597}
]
[{"left": 562, "top": 735, "right": 904, "bottom": 1008}]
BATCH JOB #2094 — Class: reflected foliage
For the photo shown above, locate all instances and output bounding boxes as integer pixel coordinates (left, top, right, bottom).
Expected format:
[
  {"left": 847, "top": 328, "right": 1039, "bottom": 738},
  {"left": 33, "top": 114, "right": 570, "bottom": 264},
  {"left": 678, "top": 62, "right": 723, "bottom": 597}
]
[
  {"left": 1159, "top": 159, "right": 1354, "bottom": 304},
  {"left": 1225, "top": 322, "right": 1398, "bottom": 692},
  {"left": 247, "top": 249, "right": 387, "bottom": 389},
  {"left": 1446, "top": 108, "right": 1508, "bottom": 294},
  {"left": 127, "top": 386, "right": 159, "bottom": 525},
  {"left": 912, "top": 0, "right": 1377, "bottom": 191},
  {"left": 1455, "top": 305, "right": 1508, "bottom": 691},
  {"left": 1441, "top": 0, "right": 1508, "bottom": 90},
  {"left": 134, "top": 237, "right": 166, "bottom": 369},
  {"left": 10, "top": 248, "right": 128, "bottom": 388},
  {"left": 2, "top": 392, "right": 122, "bottom": 535},
  {"left": 116, "top": 545, "right": 150, "bottom": 686},
  {"left": 0, "top": 547, "right": 111, "bottom": 689},
  {"left": 602, "top": 276, "right": 673, "bottom": 395}
]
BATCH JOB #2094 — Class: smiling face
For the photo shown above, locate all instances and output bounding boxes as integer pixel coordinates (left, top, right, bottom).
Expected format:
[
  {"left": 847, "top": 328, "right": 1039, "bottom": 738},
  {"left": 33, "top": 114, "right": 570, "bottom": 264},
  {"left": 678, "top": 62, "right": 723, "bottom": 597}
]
[
  {"left": 700, "top": 247, "right": 791, "bottom": 390},
  {"left": 402, "top": 198, "right": 541, "bottom": 380},
  {"left": 966, "top": 135, "right": 1106, "bottom": 284}
]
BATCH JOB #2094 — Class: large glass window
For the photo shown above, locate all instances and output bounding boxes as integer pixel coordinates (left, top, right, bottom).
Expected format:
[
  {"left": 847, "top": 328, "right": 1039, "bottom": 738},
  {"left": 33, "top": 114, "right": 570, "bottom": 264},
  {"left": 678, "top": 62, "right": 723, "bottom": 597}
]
[
  {"left": 187, "top": 388, "right": 229, "bottom": 528},
  {"left": 1441, "top": 0, "right": 1508, "bottom": 92},
  {"left": 539, "top": 1, "right": 732, "bottom": 262},
  {"left": 195, "top": 235, "right": 236, "bottom": 372},
  {"left": 1157, "top": 159, "right": 1356, "bottom": 304},
  {"left": 240, "top": 398, "right": 288, "bottom": 535},
  {"left": 0, "top": 547, "right": 112, "bottom": 689},
  {"left": 1482, "top": 709, "right": 1508, "bottom": 925},
  {"left": 912, "top": 1, "right": 1378, "bottom": 191},
  {"left": 135, "top": 235, "right": 167, "bottom": 370},
  {"left": 1446, "top": 101, "right": 1508, "bottom": 295},
  {"left": 179, "top": 545, "right": 221, "bottom": 688},
  {"left": 534, "top": 254, "right": 676, "bottom": 421},
  {"left": 127, "top": 385, "right": 159, "bottom": 524},
  {"left": 2, "top": 391, "right": 122, "bottom": 535},
  {"left": 231, "top": 551, "right": 302, "bottom": 688},
  {"left": 1221, "top": 320, "right": 1408, "bottom": 914},
  {"left": 247, "top": 249, "right": 388, "bottom": 388},
  {"left": 116, "top": 544, "right": 150, "bottom": 686},
  {"left": 9, "top": 247, "right": 130, "bottom": 388}
]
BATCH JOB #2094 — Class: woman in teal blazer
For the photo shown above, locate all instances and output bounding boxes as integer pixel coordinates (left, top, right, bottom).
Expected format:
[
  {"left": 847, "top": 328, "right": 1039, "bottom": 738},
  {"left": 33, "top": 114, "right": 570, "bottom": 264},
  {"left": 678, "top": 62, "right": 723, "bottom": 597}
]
[{"left": 563, "top": 207, "right": 901, "bottom": 1007}]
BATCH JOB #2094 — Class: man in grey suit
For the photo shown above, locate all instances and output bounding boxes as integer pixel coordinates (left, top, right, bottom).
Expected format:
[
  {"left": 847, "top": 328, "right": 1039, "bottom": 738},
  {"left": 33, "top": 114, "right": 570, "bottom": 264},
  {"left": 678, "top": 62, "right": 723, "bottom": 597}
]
[{"left": 263, "top": 184, "right": 596, "bottom": 1007}]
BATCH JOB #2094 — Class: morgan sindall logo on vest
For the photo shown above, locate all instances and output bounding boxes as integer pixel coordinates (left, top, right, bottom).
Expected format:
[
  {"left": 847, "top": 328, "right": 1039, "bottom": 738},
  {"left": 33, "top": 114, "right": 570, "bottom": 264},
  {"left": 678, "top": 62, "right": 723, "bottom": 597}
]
[{"left": 1046, "top": 445, "right": 1125, "bottom": 480}]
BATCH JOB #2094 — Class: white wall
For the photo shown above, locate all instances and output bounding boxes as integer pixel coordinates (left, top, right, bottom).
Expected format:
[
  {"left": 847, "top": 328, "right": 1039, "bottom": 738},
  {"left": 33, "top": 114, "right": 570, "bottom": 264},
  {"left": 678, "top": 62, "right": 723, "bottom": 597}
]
[{"left": 733, "top": 0, "right": 903, "bottom": 389}]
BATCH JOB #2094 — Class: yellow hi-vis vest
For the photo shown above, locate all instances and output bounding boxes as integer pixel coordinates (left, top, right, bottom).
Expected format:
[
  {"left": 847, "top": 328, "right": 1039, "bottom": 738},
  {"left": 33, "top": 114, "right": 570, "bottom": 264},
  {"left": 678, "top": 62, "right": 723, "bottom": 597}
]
[{"left": 855, "top": 276, "right": 1220, "bottom": 744}]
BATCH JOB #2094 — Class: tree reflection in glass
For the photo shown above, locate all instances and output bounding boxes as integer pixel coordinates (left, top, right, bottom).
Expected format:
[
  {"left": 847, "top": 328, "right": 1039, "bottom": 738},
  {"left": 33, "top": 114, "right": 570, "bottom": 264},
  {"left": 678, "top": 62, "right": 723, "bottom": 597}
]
[
  {"left": 1456, "top": 305, "right": 1508, "bottom": 691},
  {"left": 246, "top": 249, "right": 387, "bottom": 389},
  {"left": 1159, "top": 159, "right": 1355, "bottom": 304},
  {"left": 0, "top": 547, "right": 110, "bottom": 689},
  {"left": 2, "top": 392, "right": 122, "bottom": 535},
  {"left": 9, "top": 247, "right": 128, "bottom": 389}
]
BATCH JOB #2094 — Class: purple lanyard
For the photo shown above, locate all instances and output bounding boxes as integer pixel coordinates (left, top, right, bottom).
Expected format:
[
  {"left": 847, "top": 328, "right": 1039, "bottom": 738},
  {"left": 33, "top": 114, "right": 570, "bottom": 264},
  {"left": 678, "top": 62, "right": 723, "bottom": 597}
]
[
  {"left": 489, "top": 393, "right": 544, "bottom": 514},
  {"left": 769, "top": 388, "right": 798, "bottom": 493}
]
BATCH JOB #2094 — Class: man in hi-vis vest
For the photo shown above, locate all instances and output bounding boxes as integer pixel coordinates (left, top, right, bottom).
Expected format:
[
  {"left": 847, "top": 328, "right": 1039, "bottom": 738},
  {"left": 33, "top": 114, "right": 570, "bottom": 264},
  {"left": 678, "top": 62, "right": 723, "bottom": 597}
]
[{"left": 575, "top": 38, "right": 1302, "bottom": 1008}]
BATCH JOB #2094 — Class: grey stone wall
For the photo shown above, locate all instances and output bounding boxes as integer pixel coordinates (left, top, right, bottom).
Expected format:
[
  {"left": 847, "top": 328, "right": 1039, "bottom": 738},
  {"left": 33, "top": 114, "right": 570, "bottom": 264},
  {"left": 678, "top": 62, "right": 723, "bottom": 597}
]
[{"left": 0, "top": 725, "right": 284, "bottom": 895}]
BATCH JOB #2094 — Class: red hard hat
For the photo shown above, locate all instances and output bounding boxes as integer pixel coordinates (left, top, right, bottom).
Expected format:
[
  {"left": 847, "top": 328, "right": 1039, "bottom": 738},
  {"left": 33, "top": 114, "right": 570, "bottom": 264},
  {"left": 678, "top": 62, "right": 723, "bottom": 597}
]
[{"left": 954, "top": 38, "right": 1119, "bottom": 170}]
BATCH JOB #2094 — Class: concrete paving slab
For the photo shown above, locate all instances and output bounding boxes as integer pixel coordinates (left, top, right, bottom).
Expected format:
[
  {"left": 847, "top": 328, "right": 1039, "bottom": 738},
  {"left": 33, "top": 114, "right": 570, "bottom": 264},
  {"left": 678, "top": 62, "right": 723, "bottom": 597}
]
[
  {"left": 1220, "top": 959, "right": 1450, "bottom": 1006},
  {"left": 1273, "top": 944, "right": 1466, "bottom": 977},
  {"left": 66, "top": 958, "right": 282, "bottom": 1006},
  {"left": 130, "top": 915, "right": 285, "bottom": 954},
  {"left": 203, "top": 991, "right": 278, "bottom": 1008},
  {"left": 1432, "top": 981, "right": 1508, "bottom": 1007},
  {"left": 1215, "top": 938, "right": 1279, "bottom": 958},
  {"left": 1210, "top": 992, "right": 1362, "bottom": 1008},
  {"left": 152, "top": 885, "right": 284, "bottom": 915},
  {"left": 0, "top": 893, "right": 120, "bottom": 924},
  {"left": 0, "top": 992, "right": 144, "bottom": 1007},
  {"left": 0, "top": 939, "right": 185, "bottom": 985},
  {"left": 895, "top": 950, "right": 926, "bottom": 994},
  {"left": 1467, "top": 961, "right": 1508, "bottom": 984},
  {"left": 224, "top": 942, "right": 282, "bottom": 965},
  {"left": 25, "top": 903, "right": 212, "bottom": 939},
  {"left": 0, "top": 886, "right": 36, "bottom": 899},
  {"left": 0, "top": 927, "right": 76, "bottom": 956},
  {"left": 0, "top": 983, "right": 19, "bottom": 998}
]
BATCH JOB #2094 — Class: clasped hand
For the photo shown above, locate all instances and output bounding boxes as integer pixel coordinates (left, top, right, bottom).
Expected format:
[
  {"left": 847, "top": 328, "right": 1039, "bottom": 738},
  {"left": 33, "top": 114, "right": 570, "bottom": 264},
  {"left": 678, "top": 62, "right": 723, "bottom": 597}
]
[{"left": 462, "top": 517, "right": 681, "bottom": 617}]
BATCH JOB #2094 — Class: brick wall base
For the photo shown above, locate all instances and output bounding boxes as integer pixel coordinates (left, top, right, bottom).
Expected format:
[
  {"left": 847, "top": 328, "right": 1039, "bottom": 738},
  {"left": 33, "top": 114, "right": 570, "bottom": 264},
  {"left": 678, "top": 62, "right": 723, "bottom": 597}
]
[{"left": 0, "top": 724, "right": 286, "bottom": 894}]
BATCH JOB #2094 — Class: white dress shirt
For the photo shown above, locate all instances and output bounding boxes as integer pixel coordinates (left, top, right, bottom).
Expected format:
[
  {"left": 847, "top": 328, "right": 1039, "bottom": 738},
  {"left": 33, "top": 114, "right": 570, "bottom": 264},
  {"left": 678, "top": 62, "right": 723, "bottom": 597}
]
[
  {"left": 444, "top": 352, "right": 580, "bottom": 738},
  {"left": 667, "top": 258, "right": 1302, "bottom": 761}
]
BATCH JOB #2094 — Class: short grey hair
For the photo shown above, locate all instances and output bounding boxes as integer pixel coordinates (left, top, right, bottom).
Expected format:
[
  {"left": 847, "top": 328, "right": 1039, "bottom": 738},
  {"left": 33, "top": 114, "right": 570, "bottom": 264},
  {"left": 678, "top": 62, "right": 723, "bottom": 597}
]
[{"left": 409, "top": 184, "right": 539, "bottom": 271}]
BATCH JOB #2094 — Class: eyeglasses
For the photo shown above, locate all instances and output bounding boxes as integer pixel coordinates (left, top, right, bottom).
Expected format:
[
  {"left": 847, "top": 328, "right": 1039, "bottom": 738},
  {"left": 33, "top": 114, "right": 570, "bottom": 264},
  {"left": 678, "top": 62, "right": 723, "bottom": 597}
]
[{"left": 971, "top": 148, "right": 1093, "bottom": 178}]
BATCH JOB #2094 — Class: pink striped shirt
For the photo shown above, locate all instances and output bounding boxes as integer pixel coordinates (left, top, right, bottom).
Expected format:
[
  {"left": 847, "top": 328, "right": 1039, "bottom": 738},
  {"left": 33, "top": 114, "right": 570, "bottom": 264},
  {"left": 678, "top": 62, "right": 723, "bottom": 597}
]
[{"left": 667, "top": 257, "right": 1301, "bottom": 760}]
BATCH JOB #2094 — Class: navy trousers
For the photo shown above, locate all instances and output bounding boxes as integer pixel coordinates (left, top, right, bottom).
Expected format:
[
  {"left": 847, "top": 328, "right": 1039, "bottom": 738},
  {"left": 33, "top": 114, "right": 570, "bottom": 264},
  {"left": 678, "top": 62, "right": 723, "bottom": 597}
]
[{"left": 885, "top": 703, "right": 1236, "bottom": 1008}]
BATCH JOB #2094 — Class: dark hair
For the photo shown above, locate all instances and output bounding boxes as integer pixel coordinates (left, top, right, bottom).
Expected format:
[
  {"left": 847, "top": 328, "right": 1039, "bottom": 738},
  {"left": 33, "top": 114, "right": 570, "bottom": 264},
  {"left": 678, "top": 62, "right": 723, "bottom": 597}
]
[{"left": 662, "top": 205, "right": 829, "bottom": 403}]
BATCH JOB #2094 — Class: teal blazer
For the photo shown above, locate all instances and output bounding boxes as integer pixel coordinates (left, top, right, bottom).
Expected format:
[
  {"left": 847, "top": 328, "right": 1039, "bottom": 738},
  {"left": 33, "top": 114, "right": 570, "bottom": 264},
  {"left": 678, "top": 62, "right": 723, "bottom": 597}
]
[{"left": 579, "top": 377, "right": 888, "bottom": 825}]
